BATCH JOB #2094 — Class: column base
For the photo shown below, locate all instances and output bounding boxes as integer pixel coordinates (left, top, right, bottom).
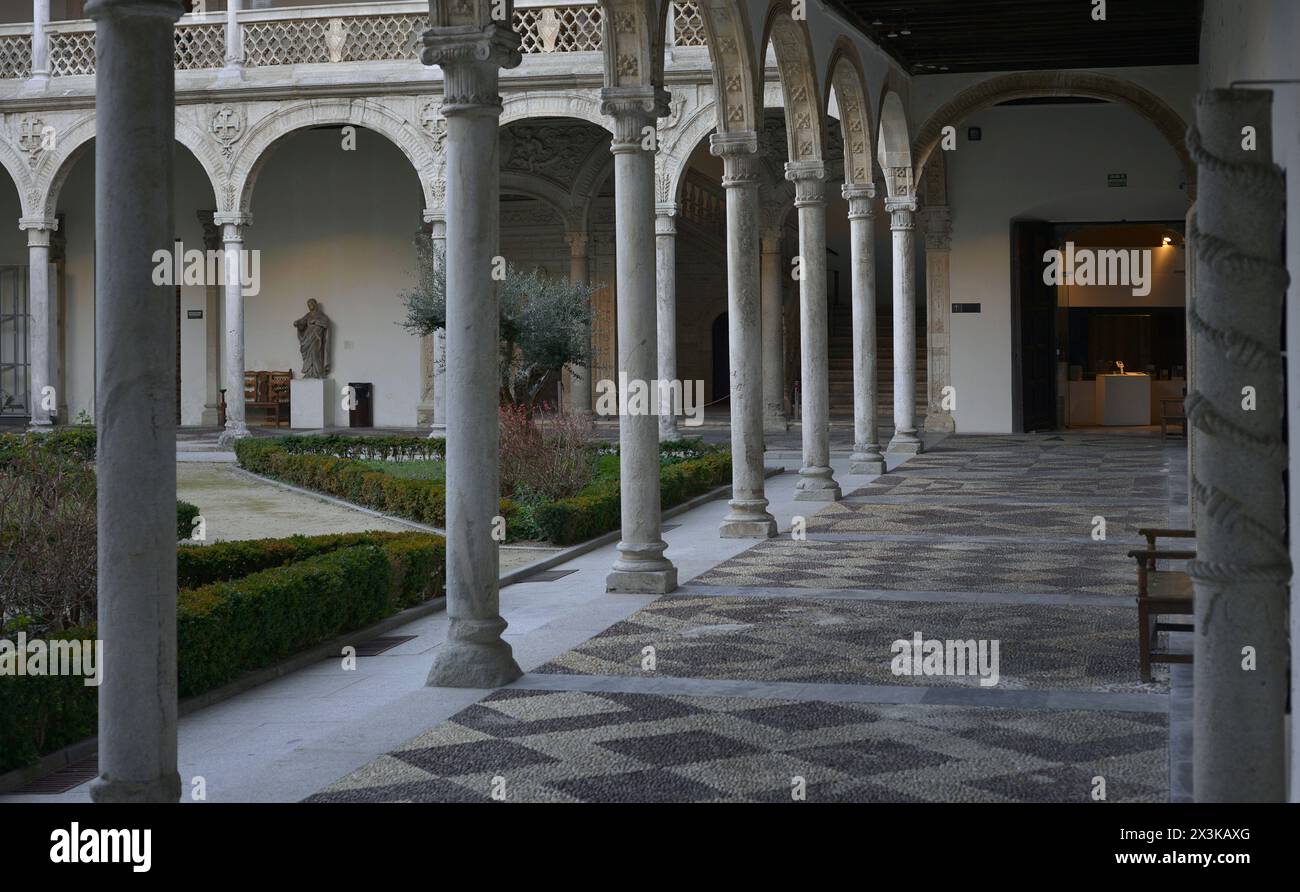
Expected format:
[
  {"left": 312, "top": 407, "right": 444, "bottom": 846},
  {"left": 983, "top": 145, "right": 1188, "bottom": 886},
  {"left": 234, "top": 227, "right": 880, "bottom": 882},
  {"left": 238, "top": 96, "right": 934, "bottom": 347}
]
[
  {"left": 427, "top": 423, "right": 447, "bottom": 440},
  {"left": 720, "top": 514, "right": 778, "bottom": 539},
  {"left": 887, "top": 431, "right": 924, "bottom": 455},
  {"left": 659, "top": 419, "right": 681, "bottom": 442},
  {"left": 923, "top": 411, "right": 956, "bottom": 433},
  {"left": 606, "top": 566, "right": 679, "bottom": 594},
  {"left": 763, "top": 413, "right": 790, "bottom": 433},
  {"left": 217, "top": 422, "right": 250, "bottom": 447},
  {"left": 426, "top": 639, "right": 522, "bottom": 689},
  {"left": 89, "top": 771, "right": 181, "bottom": 804},
  {"left": 849, "top": 450, "right": 887, "bottom": 475},
  {"left": 200, "top": 405, "right": 219, "bottom": 427},
  {"left": 27, "top": 419, "right": 54, "bottom": 434},
  {"left": 794, "top": 468, "right": 842, "bottom": 502}
]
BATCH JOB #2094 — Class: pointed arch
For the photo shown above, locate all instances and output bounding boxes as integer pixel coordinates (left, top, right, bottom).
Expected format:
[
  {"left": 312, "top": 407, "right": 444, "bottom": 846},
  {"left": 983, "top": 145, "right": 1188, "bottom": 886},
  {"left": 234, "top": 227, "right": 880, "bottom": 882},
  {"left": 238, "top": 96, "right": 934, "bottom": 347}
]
[
  {"left": 877, "top": 89, "right": 913, "bottom": 199},
  {"left": 678, "top": 0, "right": 761, "bottom": 133}
]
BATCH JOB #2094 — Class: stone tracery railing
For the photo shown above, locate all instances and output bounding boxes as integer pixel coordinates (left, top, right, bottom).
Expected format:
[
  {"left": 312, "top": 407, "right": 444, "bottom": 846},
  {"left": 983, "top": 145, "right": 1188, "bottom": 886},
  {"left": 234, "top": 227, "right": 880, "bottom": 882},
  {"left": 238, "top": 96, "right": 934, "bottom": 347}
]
[{"left": 1, "top": 2, "right": 706, "bottom": 79}]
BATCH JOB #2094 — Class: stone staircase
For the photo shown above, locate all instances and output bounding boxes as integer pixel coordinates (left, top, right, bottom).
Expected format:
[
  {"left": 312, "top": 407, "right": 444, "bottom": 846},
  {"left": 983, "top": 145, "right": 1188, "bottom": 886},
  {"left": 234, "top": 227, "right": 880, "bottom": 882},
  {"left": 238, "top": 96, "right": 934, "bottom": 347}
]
[{"left": 827, "top": 299, "right": 927, "bottom": 420}]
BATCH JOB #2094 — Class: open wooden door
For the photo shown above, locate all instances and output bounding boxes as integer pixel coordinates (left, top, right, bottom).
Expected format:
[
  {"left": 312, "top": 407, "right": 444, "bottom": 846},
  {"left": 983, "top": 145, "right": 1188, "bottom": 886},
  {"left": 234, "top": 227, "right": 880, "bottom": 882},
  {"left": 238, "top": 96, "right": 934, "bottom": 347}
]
[{"left": 1011, "top": 221, "right": 1058, "bottom": 432}]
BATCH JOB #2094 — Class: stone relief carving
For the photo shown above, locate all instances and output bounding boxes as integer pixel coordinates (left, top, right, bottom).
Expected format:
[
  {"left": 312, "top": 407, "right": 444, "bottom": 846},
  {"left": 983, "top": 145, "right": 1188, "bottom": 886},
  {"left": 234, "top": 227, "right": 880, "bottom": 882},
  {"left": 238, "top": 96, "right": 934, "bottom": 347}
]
[
  {"left": 210, "top": 105, "right": 245, "bottom": 159},
  {"left": 325, "top": 19, "right": 347, "bottom": 63},
  {"left": 500, "top": 123, "right": 608, "bottom": 191},
  {"left": 16, "top": 116, "right": 48, "bottom": 167}
]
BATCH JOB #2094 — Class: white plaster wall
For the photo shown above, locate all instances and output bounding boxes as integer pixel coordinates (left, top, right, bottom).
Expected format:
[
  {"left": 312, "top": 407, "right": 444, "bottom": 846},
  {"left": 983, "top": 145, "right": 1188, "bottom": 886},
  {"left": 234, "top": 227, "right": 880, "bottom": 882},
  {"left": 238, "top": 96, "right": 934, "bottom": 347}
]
[
  {"left": 1198, "top": 0, "right": 1300, "bottom": 803},
  {"left": 945, "top": 101, "right": 1190, "bottom": 432},
  {"left": 243, "top": 127, "right": 424, "bottom": 427}
]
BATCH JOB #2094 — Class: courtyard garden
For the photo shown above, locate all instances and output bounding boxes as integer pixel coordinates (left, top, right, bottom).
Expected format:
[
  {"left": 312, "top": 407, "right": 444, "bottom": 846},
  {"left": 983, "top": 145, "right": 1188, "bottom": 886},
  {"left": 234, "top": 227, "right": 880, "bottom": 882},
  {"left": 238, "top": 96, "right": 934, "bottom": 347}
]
[
  {"left": 233, "top": 407, "right": 733, "bottom": 546},
  {"left": 0, "top": 430, "right": 447, "bottom": 774}
]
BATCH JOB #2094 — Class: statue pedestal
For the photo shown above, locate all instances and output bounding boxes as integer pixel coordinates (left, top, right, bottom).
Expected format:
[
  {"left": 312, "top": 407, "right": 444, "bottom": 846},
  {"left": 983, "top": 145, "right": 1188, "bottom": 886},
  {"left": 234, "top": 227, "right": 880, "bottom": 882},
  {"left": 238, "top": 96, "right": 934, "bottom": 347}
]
[{"left": 291, "top": 378, "right": 331, "bottom": 429}]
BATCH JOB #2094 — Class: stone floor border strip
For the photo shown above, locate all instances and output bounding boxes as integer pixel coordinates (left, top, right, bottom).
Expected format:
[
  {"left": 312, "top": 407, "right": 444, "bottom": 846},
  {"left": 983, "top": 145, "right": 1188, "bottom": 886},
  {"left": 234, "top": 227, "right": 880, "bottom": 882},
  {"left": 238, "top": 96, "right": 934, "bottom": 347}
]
[
  {"left": 508, "top": 672, "right": 1168, "bottom": 714},
  {"left": 676, "top": 582, "right": 1127, "bottom": 608}
]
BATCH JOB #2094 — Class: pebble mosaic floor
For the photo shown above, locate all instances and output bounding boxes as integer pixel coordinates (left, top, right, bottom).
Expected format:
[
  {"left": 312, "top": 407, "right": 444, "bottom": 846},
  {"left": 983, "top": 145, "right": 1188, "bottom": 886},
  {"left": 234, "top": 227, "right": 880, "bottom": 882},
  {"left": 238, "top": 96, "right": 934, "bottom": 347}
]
[{"left": 313, "top": 431, "right": 1178, "bottom": 803}]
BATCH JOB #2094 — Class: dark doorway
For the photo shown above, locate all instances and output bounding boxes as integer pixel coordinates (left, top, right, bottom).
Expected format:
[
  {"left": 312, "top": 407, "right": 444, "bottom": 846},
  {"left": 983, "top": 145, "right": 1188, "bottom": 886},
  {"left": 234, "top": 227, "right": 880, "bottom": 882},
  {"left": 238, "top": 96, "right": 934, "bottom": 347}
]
[
  {"left": 711, "top": 312, "right": 728, "bottom": 403},
  {"left": 1011, "top": 221, "right": 1058, "bottom": 432}
]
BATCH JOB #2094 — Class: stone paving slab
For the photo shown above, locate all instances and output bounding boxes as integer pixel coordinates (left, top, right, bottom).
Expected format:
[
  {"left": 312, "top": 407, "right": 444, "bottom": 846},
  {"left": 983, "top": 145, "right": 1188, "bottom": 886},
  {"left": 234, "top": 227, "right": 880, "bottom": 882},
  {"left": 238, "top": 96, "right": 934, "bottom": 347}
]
[
  {"left": 805, "top": 500, "right": 1154, "bottom": 538},
  {"left": 533, "top": 594, "right": 1156, "bottom": 693},
  {"left": 308, "top": 689, "right": 1167, "bottom": 803}
]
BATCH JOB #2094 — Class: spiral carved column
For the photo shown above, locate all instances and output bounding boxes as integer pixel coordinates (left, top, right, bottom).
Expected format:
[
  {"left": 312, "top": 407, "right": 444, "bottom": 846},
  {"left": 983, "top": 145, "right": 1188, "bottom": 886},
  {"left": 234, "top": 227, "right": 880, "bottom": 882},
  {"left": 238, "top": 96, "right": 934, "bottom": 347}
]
[{"left": 1186, "top": 89, "right": 1290, "bottom": 802}]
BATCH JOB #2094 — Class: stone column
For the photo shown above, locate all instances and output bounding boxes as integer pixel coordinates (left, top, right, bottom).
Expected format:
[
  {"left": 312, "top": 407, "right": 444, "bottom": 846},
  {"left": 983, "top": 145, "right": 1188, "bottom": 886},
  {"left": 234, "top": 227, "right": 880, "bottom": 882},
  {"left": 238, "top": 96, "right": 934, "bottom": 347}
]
[
  {"left": 602, "top": 86, "right": 677, "bottom": 593},
  {"left": 761, "top": 227, "right": 787, "bottom": 432},
  {"left": 566, "top": 230, "right": 592, "bottom": 417},
  {"left": 1187, "top": 89, "right": 1289, "bottom": 802},
  {"left": 19, "top": 218, "right": 56, "bottom": 429},
  {"left": 921, "top": 206, "right": 956, "bottom": 433},
  {"left": 886, "top": 196, "right": 923, "bottom": 454},
  {"left": 224, "top": 0, "right": 242, "bottom": 69},
  {"left": 786, "top": 160, "right": 841, "bottom": 501},
  {"left": 654, "top": 210, "right": 679, "bottom": 441},
  {"left": 31, "top": 0, "right": 49, "bottom": 84},
  {"left": 423, "top": 21, "right": 523, "bottom": 686},
  {"left": 198, "top": 210, "right": 221, "bottom": 426},
  {"left": 86, "top": 0, "right": 183, "bottom": 804},
  {"left": 711, "top": 131, "right": 775, "bottom": 537},
  {"left": 215, "top": 212, "right": 250, "bottom": 445},
  {"left": 842, "top": 185, "right": 884, "bottom": 475},
  {"left": 419, "top": 212, "right": 447, "bottom": 433}
]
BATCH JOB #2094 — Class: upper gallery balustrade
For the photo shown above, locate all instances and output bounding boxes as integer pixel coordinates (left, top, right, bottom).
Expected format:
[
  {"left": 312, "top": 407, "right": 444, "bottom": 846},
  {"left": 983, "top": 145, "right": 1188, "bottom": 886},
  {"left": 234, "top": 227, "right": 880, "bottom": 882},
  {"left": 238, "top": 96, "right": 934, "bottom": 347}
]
[{"left": 0, "top": 1, "right": 708, "bottom": 81}]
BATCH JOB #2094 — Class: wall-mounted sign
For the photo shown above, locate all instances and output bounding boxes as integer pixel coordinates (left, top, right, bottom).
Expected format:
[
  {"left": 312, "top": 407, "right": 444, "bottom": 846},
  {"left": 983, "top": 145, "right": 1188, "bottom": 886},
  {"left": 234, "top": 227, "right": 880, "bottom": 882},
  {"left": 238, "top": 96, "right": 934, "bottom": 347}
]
[
  {"left": 1107, "top": 173, "right": 1127, "bottom": 188},
  {"left": 967, "top": 126, "right": 982, "bottom": 141},
  {"left": 187, "top": 310, "right": 203, "bottom": 319},
  {"left": 952, "top": 303, "right": 981, "bottom": 314}
]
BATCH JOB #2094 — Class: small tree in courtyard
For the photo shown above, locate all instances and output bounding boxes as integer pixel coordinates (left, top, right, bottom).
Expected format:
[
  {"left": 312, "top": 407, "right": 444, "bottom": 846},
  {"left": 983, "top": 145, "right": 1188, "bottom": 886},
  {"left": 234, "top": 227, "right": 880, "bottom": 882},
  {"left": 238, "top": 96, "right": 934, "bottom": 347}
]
[{"left": 400, "top": 236, "right": 597, "bottom": 410}]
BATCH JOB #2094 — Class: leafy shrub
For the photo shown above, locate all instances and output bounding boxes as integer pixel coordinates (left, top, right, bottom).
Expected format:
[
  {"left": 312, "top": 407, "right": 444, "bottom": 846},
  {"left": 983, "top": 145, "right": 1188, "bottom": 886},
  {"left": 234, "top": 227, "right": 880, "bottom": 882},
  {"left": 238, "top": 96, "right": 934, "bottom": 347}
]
[
  {"left": 176, "top": 500, "right": 200, "bottom": 541},
  {"left": 499, "top": 404, "right": 596, "bottom": 501},
  {"left": 0, "top": 625, "right": 99, "bottom": 774}
]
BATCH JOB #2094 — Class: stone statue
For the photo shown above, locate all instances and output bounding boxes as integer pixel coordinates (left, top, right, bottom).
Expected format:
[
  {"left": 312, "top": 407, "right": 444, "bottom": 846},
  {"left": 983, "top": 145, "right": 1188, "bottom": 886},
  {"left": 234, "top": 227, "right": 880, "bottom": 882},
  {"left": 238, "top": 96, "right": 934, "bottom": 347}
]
[{"left": 293, "top": 298, "right": 331, "bottom": 378}]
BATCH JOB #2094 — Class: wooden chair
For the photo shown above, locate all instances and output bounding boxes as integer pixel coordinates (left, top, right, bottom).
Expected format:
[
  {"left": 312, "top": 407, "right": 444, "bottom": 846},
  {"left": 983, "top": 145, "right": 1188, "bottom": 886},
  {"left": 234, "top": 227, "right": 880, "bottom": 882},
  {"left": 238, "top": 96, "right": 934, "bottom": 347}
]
[
  {"left": 242, "top": 370, "right": 292, "bottom": 427},
  {"left": 1160, "top": 396, "right": 1186, "bottom": 442},
  {"left": 1128, "top": 527, "right": 1196, "bottom": 682}
]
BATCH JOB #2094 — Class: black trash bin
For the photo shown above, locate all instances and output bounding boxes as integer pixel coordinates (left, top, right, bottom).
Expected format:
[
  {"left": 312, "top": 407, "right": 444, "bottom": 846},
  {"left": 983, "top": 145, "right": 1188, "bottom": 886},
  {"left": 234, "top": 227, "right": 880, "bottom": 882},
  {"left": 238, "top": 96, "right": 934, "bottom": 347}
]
[{"left": 348, "top": 382, "right": 373, "bottom": 428}]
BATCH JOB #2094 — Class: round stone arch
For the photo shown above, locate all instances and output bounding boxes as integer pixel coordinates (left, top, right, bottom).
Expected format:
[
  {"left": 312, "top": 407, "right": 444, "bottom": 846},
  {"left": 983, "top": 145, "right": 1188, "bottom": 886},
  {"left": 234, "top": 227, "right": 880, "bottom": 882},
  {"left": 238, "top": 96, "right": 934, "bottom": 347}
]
[
  {"left": 877, "top": 88, "right": 914, "bottom": 199},
  {"left": 656, "top": 97, "right": 720, "bottom": 205},
  {"left": 499, "top": 171, "right": 586, "bottom": 234},
  {"left": 676, "top": 0, "right": 761, "bottom": 133},
  {"left": 228, "top": 98, "right": 436, "bottom": 215},
  {"left": 824, "top": 37, "right": 875, "bottom": 187},
  {"left": 0, "top": 137, "right": 35, "bottom": 217},
  {"left": 500, "top": 91, "right": 612, "bottom": 132},
  {"left": 31, "top": 112, "right": 227, "bottom": 220},
  {"left": 912, "top": 70, "right": 1195, "bottom": 199},
  {"left": 761, "top": 3, "right": 827, "bottom": 164}
]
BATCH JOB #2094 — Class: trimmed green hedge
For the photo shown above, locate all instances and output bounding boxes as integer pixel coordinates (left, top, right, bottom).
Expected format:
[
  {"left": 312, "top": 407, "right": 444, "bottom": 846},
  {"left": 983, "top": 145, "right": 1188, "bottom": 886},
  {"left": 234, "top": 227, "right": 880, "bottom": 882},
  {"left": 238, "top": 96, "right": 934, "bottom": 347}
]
[
  {"left": 0, "top": 531, "right": 445, "bottom": 774},
  {"left": 0, "top": 427, "right": 96, "bottom": 463},
  {"left": 536, "top": 451, "right": 732, "bottom": 545},
  {"left": 253, "top": 434, "right": 445, "bottom": 462},
  {"left": 0, "top": 626, "right": 99, "bottom": 775},
  {"left": 176, "top": 500, "right": 200, "bottom": 541},
  {"left": 234, "top": 438, "right": 518, "bottom": 535}
]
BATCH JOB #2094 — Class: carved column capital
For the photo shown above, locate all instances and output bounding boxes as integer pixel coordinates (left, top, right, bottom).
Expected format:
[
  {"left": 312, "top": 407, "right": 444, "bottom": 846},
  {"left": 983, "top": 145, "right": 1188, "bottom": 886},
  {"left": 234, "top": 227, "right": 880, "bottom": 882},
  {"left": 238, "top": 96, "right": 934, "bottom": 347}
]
[
  {"left": 655, "top": 213, "right": 676, "bottom": 237},
  {"left": 422, "top": 24, "right": 522, "bottom": 116},
  {"left": 19, "top": 216, "right": 58, "bottom": 246},
  {"left": 786, "top": 160, "right": 826, "bottom": 206},
  {"left": 885, "top": 196, "right": 917, "bottom": 231},
  {"left": 709, "top": 130, "right": 761, "bottom": 190},
  {"left": 565, "top": 230, "right": 590, "bottom": 256},
  {"left": 600, "top": 85, "right": 670, "bottom": 151},
  {"left": 842, "top": 182, "right": 877, "bottom": 220}
]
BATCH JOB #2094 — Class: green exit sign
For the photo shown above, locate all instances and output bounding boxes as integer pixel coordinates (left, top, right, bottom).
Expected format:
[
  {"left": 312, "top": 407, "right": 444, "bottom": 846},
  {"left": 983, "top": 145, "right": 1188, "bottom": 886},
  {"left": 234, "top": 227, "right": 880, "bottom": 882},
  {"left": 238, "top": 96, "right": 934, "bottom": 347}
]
[{"left": 1107, "top": 173, "right": 1128, "bottom": 188}]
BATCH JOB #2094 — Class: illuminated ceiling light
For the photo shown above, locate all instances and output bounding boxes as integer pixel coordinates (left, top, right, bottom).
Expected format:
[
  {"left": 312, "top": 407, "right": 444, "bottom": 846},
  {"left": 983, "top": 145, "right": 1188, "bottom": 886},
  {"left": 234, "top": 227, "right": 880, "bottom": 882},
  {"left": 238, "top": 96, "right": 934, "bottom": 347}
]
[
  {"left": 900, "top": 28, "right": 912, "bottom": 35},
  {"left": 1162, "top": 236, "right": 1174, "bottom": 246}
]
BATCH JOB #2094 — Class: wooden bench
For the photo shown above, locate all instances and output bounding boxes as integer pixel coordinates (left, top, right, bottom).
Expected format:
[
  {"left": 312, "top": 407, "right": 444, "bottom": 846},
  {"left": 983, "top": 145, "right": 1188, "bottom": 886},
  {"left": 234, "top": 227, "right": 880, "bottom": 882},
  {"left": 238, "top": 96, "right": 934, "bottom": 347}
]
[
  {"left": 217, "top": 370, "right": 291, "bottom": 427},
  {"left": 1128, "top": 527, "right": 1196, "bottom": 682}
]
